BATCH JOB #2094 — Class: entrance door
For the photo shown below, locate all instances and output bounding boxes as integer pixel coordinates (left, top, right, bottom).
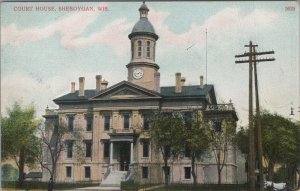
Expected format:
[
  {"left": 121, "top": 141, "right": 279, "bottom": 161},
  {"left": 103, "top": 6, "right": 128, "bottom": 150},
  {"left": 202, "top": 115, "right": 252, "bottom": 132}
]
[{"left": 119, "top": 142, "right": 130, "bottom": 171}]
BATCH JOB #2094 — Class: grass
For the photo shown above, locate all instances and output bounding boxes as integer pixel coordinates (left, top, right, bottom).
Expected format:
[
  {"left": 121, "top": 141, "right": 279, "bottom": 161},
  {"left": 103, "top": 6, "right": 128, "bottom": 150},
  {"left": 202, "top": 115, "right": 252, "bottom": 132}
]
[
  {"left": 149, "top": 184, "right": 249, "bottom": 191},
  {"left": 2, "top": 181, "right": 99, "bottom": 190}
]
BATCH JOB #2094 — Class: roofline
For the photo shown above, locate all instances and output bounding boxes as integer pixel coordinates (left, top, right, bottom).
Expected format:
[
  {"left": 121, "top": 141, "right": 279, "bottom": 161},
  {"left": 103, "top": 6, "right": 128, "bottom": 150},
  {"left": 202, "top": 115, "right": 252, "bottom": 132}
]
[
  {"left": 90, "top": 81, "right": 162, "bottom": 99},
  {"left": 128, "top": 32, "right": 159, "bottom": 40},
  {"left": 126, "top": 62, "right": 159, "bottom": 69}
]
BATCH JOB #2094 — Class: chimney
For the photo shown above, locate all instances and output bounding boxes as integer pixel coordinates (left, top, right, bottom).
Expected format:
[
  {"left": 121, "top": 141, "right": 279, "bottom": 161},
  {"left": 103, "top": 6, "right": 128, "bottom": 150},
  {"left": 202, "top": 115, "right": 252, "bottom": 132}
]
[
  {"left": 180, "top": 77, "right": 186, "bottom": 87},
  {"left": 200, "top": 75, "right": 204, "bottom": 89},
  {"left": 79, "top": 77, "right": 85, "bottom": 96},
  {"left": 71, "top": 82, "right": 76, "bottom": 93},
  {"left": 175, "top": 73, "right": 182, "bottom": 93},
  {"left": 155, "top": 72, "right": 160, "bottom": 93},
  {"left": 100, "top": 80, "right": 108, "bottom": 90},
  {"left": 96, "top": 75, "right": 102, "bottom": 91}
]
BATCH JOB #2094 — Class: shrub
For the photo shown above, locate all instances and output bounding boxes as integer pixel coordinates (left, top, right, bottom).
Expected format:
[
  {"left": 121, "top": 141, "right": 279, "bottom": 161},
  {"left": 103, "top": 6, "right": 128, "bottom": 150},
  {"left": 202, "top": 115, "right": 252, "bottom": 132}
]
[
  {"left": 121, "top": 181, "right": 139, "bottom": 191},
  {"left": 2, "top": 181, "right": 98, "bottom": 190}
]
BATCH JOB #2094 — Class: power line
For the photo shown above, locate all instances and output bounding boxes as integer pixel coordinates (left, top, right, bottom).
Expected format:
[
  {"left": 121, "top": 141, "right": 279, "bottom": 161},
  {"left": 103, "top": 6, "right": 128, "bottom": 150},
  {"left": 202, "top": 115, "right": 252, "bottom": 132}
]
[{"left": 235, "top": 41, "right": 275, "bottom": 191}]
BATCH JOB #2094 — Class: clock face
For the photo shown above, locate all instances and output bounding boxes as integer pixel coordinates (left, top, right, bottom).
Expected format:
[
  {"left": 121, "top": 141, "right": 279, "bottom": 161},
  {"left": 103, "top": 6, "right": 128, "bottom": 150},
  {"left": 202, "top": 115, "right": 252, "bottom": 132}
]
[{"left": 133, "top": 68, "right": 144, "bottom": 79}]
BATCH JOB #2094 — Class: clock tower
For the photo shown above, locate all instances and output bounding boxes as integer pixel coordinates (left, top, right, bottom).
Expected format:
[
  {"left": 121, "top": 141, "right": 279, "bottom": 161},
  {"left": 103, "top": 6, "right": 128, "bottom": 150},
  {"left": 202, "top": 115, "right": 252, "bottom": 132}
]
[{"left": 127, "top": 2, "right": 160, "bottom": 92}]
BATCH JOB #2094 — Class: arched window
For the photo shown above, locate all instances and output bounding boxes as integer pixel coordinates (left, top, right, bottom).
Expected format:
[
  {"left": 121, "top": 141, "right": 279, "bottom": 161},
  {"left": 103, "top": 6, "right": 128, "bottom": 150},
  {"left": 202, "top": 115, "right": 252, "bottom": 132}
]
[
  {"left": 131, "top": 41, "right": 134, "bottom": 59},
  {"left": 146, "top": 41, "right": 151, "bottom": 58},
  {"left": 138, "top": 40, "right": 142, "bottom": 57}
]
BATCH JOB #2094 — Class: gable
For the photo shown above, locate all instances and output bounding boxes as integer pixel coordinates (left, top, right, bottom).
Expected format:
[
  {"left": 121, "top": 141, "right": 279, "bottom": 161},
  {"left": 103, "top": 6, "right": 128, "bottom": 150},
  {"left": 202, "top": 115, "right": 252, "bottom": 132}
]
[{"left": 90, "top": 81, "right": 161, "bottom": 100}]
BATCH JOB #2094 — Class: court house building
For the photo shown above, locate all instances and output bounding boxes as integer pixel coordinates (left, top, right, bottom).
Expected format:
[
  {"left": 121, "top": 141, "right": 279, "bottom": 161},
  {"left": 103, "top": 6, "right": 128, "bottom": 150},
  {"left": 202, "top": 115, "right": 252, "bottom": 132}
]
[{"left": 43, "top": 2, "right": 242, "bottom": 185}]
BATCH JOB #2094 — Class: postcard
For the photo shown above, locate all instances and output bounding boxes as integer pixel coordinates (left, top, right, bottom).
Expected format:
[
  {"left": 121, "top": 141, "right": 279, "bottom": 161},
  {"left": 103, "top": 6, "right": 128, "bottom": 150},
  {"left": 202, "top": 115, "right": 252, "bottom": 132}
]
[{"left": 1, "top": 0, "right": 299, "bottom": 189}]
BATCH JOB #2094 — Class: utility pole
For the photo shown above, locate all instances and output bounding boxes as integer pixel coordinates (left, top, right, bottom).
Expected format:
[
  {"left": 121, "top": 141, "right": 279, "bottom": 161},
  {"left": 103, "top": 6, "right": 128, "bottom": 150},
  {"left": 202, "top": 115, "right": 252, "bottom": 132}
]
[
  {"left": 206, "top": 28, "right": 208, "bottom": 84},
  {"left": 235, "top": 41, "right": 275, "bottom": 191}
]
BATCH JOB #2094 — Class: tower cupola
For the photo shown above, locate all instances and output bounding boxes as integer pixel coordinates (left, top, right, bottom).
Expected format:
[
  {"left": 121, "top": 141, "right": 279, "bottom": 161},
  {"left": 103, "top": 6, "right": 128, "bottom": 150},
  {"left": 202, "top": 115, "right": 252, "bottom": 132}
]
[
  {"left": 126, "top": 2, "right": 160, "bottom": 92},
  {"left": 139, "top": 2, "right": 149, "bottom": 18}
]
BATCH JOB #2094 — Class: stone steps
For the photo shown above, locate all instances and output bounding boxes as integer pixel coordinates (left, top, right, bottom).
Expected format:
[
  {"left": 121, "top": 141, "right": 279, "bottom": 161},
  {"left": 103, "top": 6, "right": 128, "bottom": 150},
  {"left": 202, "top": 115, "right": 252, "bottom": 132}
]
[{"left": 100, "top": 170, "right": 127, "bottom": 187}]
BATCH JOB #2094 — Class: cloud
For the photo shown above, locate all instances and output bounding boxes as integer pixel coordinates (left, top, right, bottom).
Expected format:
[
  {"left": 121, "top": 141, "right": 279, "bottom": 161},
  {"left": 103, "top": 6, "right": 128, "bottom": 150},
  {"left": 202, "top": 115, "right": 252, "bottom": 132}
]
[
  {"left": 1, "top": 6, "right": 132, "bottom": 55},
  {"left": 1, "top": 70, "right": 108, "bottom": 117},
  {"left": 2, "top": 11, "right": 98, "bottom": 46},
  {"left": 1, "top": 7, "right": 279, "bottom": 56},
  {"left": 149, "top": 8, "right": 279, "bottom": 48},
  {"left": 67, "top": 19, "right": 132, "bottom": 55}
]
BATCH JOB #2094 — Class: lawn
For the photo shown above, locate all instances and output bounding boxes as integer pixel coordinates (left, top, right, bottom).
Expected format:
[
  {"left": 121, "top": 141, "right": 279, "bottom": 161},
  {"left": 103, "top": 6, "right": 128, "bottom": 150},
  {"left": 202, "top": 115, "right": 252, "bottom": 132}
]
[{"left": 149, "top": 184, "right": 249, "bottom": 191}]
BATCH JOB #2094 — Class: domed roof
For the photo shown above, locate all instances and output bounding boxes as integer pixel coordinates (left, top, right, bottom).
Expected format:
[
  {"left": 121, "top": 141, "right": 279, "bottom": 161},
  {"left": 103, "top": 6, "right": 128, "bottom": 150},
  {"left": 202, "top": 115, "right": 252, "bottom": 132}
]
[
  {"left": 131, "top": 17, "right": 156, "bottom": 34},
  {"left": 139, "top": 2, "right": 149, "bottom": 11}
]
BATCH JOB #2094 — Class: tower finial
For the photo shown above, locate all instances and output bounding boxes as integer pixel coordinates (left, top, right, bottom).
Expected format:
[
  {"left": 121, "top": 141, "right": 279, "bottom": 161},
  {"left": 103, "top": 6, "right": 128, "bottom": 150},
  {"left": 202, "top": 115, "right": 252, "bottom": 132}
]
[{"left": 139, "top": 1, "right": 149, "bottom": 18}]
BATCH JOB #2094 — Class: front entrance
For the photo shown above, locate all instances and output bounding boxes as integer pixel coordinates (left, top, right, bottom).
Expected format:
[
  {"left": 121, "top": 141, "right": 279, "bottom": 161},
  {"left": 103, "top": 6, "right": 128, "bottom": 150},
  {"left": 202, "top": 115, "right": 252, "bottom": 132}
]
[{"left": 118, "top": 142, "right": 130, "bottom": 171}]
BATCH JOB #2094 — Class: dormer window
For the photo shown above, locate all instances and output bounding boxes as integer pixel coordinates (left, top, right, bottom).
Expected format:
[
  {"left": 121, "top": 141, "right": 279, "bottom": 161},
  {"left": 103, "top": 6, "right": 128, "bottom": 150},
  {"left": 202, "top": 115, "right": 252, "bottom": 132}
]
[
  {"left": 138, "top": 40, "right": 142, "bottom": 57},
  {"left": 146, "top": 41, "right": 151, "bottom": 58}
]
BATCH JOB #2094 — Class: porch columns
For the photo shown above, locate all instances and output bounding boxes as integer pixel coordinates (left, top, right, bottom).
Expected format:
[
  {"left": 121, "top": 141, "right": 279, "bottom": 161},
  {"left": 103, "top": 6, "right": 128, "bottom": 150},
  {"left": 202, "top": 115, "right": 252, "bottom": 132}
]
[
  {"left": 130, "top": 141, "right": 134, "bottom": 164},
  {"left": 110, "top": 142, "right": 113, "bottom": 168}
]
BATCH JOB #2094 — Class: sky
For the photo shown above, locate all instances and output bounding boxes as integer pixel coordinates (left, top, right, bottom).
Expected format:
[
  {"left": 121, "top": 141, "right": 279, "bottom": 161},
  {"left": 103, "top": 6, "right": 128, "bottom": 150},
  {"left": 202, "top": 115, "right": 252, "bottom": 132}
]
[{"left": 1, "top": 1, "right": 299, "bottom": 127}]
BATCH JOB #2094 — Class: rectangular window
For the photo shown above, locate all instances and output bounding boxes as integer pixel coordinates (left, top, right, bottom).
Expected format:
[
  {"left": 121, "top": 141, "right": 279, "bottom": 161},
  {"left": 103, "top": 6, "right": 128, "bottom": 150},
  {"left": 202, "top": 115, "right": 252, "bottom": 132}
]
[
  {"left": 85, "top": 166, "right": 91, "bottom": 179},
  {"left": 185, "top": 146, "right": 191, "bottom": 158},
  {"left": 164, "top": 145, "right": 170, "bottom": 158},
  {"left": 184, "top": 167, "right": 191, "bottom": 179},
  {"left": 104, "top": 115, "right": 110, "bottom": 131},
  {"left": 143, "top": 114, "right": 150, "bottom": 130},
  {"left": 124, "top": 114, "right": 130, "bottom": 129},
  {"left": 103, "top": 141, "right": 110, "bottom": 158},
  {"left": 68, "top": 116, "right": 74, "bottom": 131},
  {"left": 67, "top": 142, "right": 73, "bottom": 158},
  {"left": 131, "top": 41, "right": 134, "bottom": 59},
  {"left": 146, "top": 41, "right": 151, "bottom": 58},
  {"left": 143, "top": 140, "right": 149, "bottom": 158},
  {"left": 85, "top": 140, "right": 92, "bottom": 158},
  {"left": 86, "top": 116, "right": 92, "bottom": 131},
  {"left": 183, "top": 112, "right": 193, "bottom": 128},
  {"left": 142, "top": 166, "right": 149, "bottom": 179},
  {"left": 214, "top": 121, "right": 222, "bottom": 132},
  {"left": 66, "top": 166, "right": 72, "bottom": 178},
  {"left": 138, "top": 40, "right": 142, "bottom": 57}
]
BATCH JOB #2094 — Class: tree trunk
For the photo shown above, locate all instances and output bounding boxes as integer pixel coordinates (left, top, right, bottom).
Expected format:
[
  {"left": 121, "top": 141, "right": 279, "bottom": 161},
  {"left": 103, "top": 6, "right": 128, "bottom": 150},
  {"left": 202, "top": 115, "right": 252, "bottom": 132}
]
[
  {"left": 52, "top": 164, "right": 56, "bottom": 183},
  {"left": 191, "top": 156, "right": 197, "bottom": 186},
  {"left": 268, "top": 162, "right": 274, "bottom": 182},
  {"left": 298, "top": 173, "right": 300, "bottom": 189},
  {"left": 217, "top": 152, "right": 221, "bottom": 184},
  {"left": 268, "top": 161, "right": 274, "bottom": 190},
  {"left": 18, "top": 148, "right": 25, "bottom": 186},
  {"left": 218, "top": 168, "right": 222, "bottom": 185},
  {"left": 163, "top": 157, "right": 168, "bottom": 185}
]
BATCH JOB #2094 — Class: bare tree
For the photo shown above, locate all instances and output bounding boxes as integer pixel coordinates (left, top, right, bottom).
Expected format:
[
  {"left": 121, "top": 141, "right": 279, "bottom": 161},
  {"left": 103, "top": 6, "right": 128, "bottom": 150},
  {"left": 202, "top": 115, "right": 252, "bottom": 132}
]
[
  {"left": 184, "top": 111, "right": 210, "bottom": 186},
  {"left": 207, "top": 119, "right": 236, "bottom": 184},
  {"left": 31, "top": 118, "right": 84, "bottom": 190}
]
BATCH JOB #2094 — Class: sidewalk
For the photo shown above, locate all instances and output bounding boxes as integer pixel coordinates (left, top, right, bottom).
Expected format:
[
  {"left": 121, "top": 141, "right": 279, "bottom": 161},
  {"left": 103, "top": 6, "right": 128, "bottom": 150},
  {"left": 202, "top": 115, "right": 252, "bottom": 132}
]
[{"left": 138, "top": 184, "right": 164, "bottom": 191}]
